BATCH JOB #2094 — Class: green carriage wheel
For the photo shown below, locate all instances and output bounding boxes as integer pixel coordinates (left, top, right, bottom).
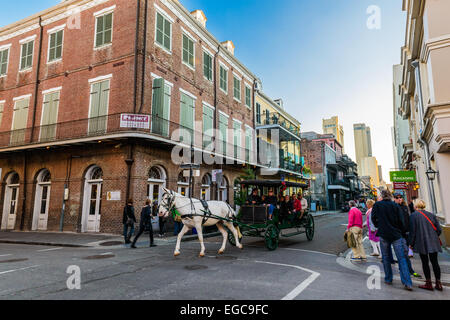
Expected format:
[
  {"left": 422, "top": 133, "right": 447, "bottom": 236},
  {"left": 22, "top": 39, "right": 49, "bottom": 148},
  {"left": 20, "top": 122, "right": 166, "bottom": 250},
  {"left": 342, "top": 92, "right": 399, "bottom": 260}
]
[
  {"left": 228, "top": 228, "right": 243, "bottom": 246},
  {"left": 305, "top": 215, "right": 315, "bottom": 241},
  {"left": 264, "top": 224, "right": 280, "bottom": 251}
]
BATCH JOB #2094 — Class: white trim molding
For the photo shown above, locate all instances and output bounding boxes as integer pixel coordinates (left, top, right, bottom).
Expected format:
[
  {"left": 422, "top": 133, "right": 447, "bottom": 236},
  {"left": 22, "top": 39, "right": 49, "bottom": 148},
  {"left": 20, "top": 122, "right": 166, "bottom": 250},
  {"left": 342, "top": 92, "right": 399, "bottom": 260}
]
[
  {"left": 13, "top": 94, "right": 32, "bottom": 101},
  {"left": 218, "top": 110, "right": 229, "bottom": 118},
  {"left": 19, "top": 34, "right": 37, "bottom": 44},
  {"left": 181, "top": 27, "right": 197, "bottom": 43},
  {"left": 154, "top": 3, "right": 175, "bottom": 24},
  {"left": 93, "top": 5, "right": 116, "bottom": 17},
  {"left": 202, "top": 101, "right": 215, "bottom": 110},
  {"left": 42, "top": 86, "right": 62, "bottom": 95},
  {"left": 0, "top": 43, "right": 12, "bottom": 51},
  {"left": 150, "top": 73, "right": 174, "bottom": 87},
  {"left": 47, "top": 24, "right": 66, "bottom": 34},
  {"left": 179, "top": 88, "right": 197, "bottom": 101},
  {"left": 88, "top": 74, "right": 113, "bottom": 84}
]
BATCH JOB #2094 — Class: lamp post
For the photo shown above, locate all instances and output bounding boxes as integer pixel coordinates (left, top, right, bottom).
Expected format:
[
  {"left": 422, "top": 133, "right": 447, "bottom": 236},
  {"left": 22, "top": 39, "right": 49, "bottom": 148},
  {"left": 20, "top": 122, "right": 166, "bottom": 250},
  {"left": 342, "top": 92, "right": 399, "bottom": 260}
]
[{"left": 425, "top": 167, "right": 438, "bottom": 181}]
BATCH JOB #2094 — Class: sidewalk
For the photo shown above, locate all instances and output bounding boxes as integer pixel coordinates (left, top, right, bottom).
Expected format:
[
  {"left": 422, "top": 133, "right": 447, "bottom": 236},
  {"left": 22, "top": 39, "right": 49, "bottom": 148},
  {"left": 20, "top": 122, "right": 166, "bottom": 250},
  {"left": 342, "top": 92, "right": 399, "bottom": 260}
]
[
  {"left": 337, "top": 236, "right": 450, "bottom": 287},
  {"left": 311, "top": 210, "right": 341, "bottom": 217},
  {"left": 0, "top": 230, "right": 221, "bottom": 248}
]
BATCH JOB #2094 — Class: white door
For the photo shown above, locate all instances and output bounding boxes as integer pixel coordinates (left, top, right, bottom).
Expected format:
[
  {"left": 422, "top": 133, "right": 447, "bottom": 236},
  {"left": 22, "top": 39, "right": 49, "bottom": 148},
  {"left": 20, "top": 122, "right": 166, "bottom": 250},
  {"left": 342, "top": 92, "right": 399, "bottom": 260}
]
[
  {"left": 178, "top": 185, "right": 189, "bottom": 197},
  {"left": 148, "top": 182, "right": 163, "bottom": 203},
  {"left": 37, "top": 185, "right": 50, "bottom": 230},
  {"left": 201, "top": 186, "right": 210, "bottom": 201},
  {"left": 6, "top": 186, "right": 19, "bottom": 230},
  {"left": 87, "top": 183, "right": 102, "bottom": 232}
]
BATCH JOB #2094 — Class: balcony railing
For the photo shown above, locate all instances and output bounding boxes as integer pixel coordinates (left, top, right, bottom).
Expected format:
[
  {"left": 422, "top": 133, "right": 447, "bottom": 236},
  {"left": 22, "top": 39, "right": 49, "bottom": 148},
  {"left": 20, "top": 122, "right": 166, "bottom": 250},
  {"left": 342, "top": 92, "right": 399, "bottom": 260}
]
[
  {"left": 258, "top": 114, "right": 300, "bottom": 137},
  {"left": 0, "top": 113, "right": 255, "bottom": 165}
]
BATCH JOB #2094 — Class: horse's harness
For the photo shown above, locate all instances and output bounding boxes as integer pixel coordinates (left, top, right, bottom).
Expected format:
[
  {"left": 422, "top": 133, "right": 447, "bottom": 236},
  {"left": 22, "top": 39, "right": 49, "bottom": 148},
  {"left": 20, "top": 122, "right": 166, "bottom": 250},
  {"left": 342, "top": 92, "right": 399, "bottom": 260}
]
[{"left": 160, "top": 191, "right": 234, "bottom": 226}]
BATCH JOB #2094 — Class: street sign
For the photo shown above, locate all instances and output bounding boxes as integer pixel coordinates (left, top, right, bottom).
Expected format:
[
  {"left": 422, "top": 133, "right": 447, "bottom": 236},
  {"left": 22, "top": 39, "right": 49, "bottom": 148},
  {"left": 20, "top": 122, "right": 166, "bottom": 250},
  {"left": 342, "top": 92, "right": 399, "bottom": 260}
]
[
  {"left": 393, "top": 182, "right": 407, "bottom": 190},
  {"left": 390, "top": 171, "right": 416, "bottom": 182},
  {"left": 181, "top": 163, "right": 200, "bottom": 170},
  {"left": 212, "top": 169, "right": 223, "bottom": 182}
]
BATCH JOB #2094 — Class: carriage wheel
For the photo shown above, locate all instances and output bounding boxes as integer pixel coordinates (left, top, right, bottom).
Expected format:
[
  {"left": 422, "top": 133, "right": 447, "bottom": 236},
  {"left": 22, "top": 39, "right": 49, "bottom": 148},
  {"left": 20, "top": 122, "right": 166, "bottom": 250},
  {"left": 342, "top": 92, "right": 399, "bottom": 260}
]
[
  {"left": 228, "top": 229, "right": 242, "bottom": 246},
  {"left": 305, "top": 215, "right": 315, "bottom": 241},
  {"left": 264, "top": 224, "right": 279, "bottom": 251}
]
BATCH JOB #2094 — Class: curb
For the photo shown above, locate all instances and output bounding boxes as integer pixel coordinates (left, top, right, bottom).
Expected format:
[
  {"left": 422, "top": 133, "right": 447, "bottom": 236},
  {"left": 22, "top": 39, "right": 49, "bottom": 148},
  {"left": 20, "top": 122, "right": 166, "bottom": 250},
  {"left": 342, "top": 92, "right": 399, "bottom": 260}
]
[{"left": 0, "top": 232, "right": 222, "bottom": 248}]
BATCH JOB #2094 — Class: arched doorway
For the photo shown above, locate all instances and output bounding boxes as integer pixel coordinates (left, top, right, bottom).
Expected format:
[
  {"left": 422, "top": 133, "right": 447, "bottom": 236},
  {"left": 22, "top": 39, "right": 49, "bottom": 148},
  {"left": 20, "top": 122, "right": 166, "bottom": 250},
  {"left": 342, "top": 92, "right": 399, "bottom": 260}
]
[
  {"left": 177, "top": 172, "right": 189, "bottom": 197},
  {"left": 147, "top": 166, "right": 167, "bottom": 204},
  {"left": 82, "top": 166, "right": 103, "bottom": 233},
  {"left": 32, "top": 169, "right": 51, "bottom": 231},
  {"left": 217, "top": 176, "right": 229, "bottom": 202},
  {"left": 201, "top": 174, "right": 212, "bottom": 201},
  {"left": 1, "top": 172, "right": 20, "bottom": 230}
]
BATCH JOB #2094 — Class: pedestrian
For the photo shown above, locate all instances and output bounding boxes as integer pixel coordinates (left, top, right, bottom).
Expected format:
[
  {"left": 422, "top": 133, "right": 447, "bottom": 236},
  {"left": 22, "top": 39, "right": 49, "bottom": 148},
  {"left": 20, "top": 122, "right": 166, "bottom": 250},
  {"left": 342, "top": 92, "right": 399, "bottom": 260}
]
[
  {"left": 155, "top": 200, "right": 166, "bottom": 237},
  {"left": 347, "top": 200, "right": 367, "bottom": 262},
  {"left": 393, "top": 192, "right": 421, "bottom": 278},
  {"left": 123, "top": 199, "right": 136, "bottom": 244},
  {"left": 372, "top": 189, "right": 413, "bottom": 291},
  {"left": 408, "top": 196, "right": 417, "bottom": 215},
  {"left": 409, "top": 199, "right": 443, "bottom": 291},
  {"left": 173, "top": 214, "right": 183, "bottom": 236},
  {"left": 365, "top": 199, "right": 381, "bottom": 258},
  {"left": 131, "top": 199, "right": 157, "bottom": 248}
]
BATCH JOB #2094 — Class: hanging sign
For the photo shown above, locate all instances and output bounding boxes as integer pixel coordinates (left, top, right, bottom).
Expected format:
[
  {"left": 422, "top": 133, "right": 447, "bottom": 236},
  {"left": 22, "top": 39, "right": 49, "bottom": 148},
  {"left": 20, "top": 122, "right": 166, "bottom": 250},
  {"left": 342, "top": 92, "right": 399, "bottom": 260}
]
[{"left": 120, "top": 114, "right": 150, "bottom": 129}]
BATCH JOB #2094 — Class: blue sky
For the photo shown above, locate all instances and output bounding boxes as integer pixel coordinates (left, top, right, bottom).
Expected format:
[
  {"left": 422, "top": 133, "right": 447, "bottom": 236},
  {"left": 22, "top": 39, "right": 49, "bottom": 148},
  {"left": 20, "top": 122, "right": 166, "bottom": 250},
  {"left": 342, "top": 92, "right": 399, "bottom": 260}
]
[{"left": 0, "top": 0, "right": 406, "bottom": 182}]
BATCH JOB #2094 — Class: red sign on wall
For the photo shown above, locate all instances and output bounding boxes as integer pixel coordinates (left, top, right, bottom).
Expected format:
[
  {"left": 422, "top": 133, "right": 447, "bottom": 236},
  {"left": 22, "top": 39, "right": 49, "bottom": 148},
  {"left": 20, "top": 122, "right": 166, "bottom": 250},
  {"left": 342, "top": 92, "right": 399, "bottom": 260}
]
[{"left": 393, "top": 182, "right": 407, "bottom": 190}]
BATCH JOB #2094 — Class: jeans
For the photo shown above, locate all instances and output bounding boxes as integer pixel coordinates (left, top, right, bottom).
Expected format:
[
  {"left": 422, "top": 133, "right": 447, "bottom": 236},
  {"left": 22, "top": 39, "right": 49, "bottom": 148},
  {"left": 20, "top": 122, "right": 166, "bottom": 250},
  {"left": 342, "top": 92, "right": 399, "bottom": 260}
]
[
  {"left": 174, "top": 221, "right": 183, "bottom": 236},
  {"left": 132, "top": 223, "right": 154, "bottom": 246},
  {"left": 380, "top": 237, "right": 412, "bottom": 287},
  {"left": 123, "top": 223, "right": 135, "bottom": 242},
  {"left": 159, "top": 217, "right": 166, "bottom": 235},
  {"left": 268, "top": 205, "right": 276, "bottom": 218},
  {"left": 400, "top": 238, "right": 415, "bottom": 274}
]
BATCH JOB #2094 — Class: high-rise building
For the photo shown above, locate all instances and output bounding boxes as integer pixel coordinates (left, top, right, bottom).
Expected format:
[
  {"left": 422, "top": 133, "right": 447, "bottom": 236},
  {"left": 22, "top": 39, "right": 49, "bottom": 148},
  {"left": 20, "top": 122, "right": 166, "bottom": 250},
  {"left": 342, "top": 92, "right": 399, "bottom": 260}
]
[
  {"left": 378, "top": 165, "right": 383, "bottom": 182},
  {"left": 353, "top": 123, "right": 373, "bottom": 169},
  {"left": 322, "top": 116, "right": 345, "bottom": 152},
  {"left": 361, "top": 157, "right": 380, "bottom": 187}
]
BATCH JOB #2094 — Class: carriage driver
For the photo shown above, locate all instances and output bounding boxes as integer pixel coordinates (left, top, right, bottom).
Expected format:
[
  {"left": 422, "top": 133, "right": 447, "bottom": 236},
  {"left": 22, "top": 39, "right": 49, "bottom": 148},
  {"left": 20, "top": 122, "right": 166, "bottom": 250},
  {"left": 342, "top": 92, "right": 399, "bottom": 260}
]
[
  {"left": 246, "top": 188, "right": 262, "bottom": 205},
  {"left": 263, "top": 189, "right": 278, "bottom": 220}
]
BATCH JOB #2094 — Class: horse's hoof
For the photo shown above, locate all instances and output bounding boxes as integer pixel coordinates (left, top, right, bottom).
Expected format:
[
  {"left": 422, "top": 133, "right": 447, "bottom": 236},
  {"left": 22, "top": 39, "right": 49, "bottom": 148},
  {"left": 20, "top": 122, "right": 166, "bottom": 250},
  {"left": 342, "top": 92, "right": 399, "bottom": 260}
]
[
  {"left": 199, "top": 253, "right": 205, "bottom": 258},
  {"left": 238, "top": 245, "right": 243, "bottom": 250},
  {"left": 218, "top": 250, "right": 224, "bottom": 255},
  {"left": 174, "top": 252, "right": 180, "bottom": 257}
]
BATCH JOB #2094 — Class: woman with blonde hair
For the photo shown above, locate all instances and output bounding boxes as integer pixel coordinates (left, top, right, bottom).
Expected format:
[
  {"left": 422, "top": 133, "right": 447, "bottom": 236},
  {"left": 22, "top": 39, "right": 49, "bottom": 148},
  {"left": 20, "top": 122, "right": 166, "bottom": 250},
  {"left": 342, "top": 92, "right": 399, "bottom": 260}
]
[
  {"left": 409, "top": 199, "right": 443, "bottom": 291},
  {"left": 366, "top": 199, "right": 381, "bottom": 258}
]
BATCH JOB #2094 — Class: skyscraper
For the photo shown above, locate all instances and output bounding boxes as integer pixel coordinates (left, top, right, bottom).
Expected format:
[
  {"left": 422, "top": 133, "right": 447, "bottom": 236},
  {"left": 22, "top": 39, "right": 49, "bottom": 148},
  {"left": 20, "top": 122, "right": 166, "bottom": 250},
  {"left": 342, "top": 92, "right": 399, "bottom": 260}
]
[
  {"left": 353, "top": 123, "right": 372, "bottom": 169},
  {"left": 322, "top": 116, "right": 345, "bottom": 152}
]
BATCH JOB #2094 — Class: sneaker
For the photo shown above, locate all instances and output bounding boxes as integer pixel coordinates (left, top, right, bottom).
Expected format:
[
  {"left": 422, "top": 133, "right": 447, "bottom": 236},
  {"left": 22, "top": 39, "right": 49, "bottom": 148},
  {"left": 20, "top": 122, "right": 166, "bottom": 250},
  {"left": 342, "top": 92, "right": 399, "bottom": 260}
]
[
  {"left": 411, "top": 273, "right": 422, "bottom": 278},
  {"left": 370, "top": 253, "right": 380, "bottom": 257},
  {"left": 404, "top": 286, "right": 413, "bottom": 291},
  {"left": 131, "top": 244, "right": 137, "bottom": 249},
  {"left": 150, "top": 244, "right": 157, "bottom": 247},
  {"left": 351, "top": 257, "right": 361, "bottom": 262}
]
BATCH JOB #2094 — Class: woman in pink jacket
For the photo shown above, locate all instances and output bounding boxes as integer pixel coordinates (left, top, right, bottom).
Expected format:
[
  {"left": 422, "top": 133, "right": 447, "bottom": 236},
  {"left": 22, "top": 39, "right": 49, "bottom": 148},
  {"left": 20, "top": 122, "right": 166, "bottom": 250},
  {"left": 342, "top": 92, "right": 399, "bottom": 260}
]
[
  {"left": 347, "top": 201, "right": 367, "bottom": 261},
  {"left": 366, "top": 199, "right": 381, "bottom": 258}
]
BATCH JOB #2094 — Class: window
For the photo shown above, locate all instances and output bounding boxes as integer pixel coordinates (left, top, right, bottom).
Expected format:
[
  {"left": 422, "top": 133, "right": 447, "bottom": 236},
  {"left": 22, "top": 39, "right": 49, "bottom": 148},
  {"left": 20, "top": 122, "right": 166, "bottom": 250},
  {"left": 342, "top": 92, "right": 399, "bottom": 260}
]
[
  {"left": 151, "top": 78, "right": 171, "bottom": 137},
  {"left": 89, "top": 80, "right": 110, "bottom": 134},
  {"left": 180, "top": 92, "right": 195, "bottom": 143},
  {"left": 219, "top": 113, "right": 228, "bottom": 155},
  {"left": 256, "top": 103, "right": 261, "bottom": 125},
  {"left": 245, "top": 127, "right": 253, "bottom": 163},
  {"left": 203, "top": 104, "right": 214, "bottom": 149},
  {"left": 220, "top": 65, "right": 228, "bottom": 93},
  {"left": 11, "top": 97, "right": 30, "bottom": 145},
  {"left": 233, "top": 120, "right": 241, "bottom": 159},
  {"left": 233, "top": 76, "right": 241, "bottom": 101},
  {"left": 95, "top": 12, "right": 113, "bottom": 48},
  {"left": 20, "top": 41, "right": 34, "bottom": 70},
  {"left": 203, "top": 51, "right": 213, "bottom": 81},
  {"left": 0, "top": 48, "right": 9, "bottom": 76},
  {"left": 48, "top": 30, "right": 63, "bottom": 62},
  {"left": 40, "top": 91, "right": 60, "bottom": 141},
  {"left": 182, "top": 34, "right": 195, "bottom": 68},
  {"left": 156, "top": 12, "right": 171, "bottom": 52},
  {"left": 245, "top": 86, "right": 251, "bottom": 108}
]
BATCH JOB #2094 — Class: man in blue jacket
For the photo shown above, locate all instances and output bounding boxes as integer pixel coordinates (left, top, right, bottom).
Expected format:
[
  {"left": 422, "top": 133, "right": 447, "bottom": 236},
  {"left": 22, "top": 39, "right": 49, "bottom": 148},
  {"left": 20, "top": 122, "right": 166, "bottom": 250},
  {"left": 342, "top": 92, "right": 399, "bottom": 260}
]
[{"left": 372, "top": 189, "right": 413, "bottom": 291}]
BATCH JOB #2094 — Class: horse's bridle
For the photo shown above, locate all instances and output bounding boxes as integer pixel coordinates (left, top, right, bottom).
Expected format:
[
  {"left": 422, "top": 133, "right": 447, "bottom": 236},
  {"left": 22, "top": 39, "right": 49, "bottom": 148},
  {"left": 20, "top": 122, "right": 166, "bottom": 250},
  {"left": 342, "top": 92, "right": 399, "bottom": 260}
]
[{"left": 160, "top": 190, "right": 176, "bottom": 216}]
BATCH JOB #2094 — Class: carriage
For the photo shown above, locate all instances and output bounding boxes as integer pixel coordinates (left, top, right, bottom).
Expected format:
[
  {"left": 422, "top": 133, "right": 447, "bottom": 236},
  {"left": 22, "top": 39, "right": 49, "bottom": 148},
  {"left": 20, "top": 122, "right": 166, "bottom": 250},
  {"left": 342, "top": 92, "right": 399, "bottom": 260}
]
[{"left": 228, "top": 180, "right": 315, "bottom": 251}]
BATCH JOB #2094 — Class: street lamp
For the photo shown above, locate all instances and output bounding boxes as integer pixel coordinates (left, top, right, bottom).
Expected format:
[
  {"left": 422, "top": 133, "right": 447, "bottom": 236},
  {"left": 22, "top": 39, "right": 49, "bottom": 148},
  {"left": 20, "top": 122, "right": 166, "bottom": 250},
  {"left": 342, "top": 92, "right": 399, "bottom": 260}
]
[{"left": 425, "top": 167, "right": 438, "bottom": 181}]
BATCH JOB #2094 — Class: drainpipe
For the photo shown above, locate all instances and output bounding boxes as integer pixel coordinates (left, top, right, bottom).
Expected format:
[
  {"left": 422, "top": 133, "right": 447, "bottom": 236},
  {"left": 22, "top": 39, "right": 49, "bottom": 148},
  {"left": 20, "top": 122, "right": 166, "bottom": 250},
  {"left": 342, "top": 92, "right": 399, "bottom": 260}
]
[
  {"left": 30, "top": 16, "right": 43, "bottom": 142},
  {"left": 125, "top": 141, "right": 135, "bottom": 202},
  {"left": 411, "top": 60, "right": 438, "bottom": 214},
  {"left": 212, "top": 45, "right": 220, "bottom": 200},
  {"left": 138, "top": 0, "right": 148, "bottom": 114},
  {"left": 133, "top": 0, "right": 141, "bottom": 113},
  {"left": 20, "top": 152, "right": 27, "bottom": 230}
]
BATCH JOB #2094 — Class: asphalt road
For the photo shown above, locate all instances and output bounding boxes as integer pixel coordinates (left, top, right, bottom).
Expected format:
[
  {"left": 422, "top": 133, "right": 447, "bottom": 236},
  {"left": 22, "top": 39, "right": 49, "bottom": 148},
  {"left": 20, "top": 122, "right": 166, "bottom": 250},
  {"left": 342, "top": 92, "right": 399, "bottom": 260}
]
[{"left": 0, "top": 212, "right": 448, "bottom": 300}]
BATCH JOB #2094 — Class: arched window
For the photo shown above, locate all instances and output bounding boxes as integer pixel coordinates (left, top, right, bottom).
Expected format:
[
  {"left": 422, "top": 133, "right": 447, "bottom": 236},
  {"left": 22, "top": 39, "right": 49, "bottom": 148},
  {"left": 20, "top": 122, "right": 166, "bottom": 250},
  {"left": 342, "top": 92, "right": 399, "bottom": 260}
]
[
  {"left": 91, "top": 167, "right": 103, "bottom": 180},
  {"left": 201, "top": 174, "right": 212, "bottom": 201},
  {"left": 217, "top": 176, "right": 229, "bottom": 202},
  {"left": 177, "top": 171, "right": 189, "bottom": 197},
  {"left": 147, "top": 166, "right": 167, "bottom": 203}
]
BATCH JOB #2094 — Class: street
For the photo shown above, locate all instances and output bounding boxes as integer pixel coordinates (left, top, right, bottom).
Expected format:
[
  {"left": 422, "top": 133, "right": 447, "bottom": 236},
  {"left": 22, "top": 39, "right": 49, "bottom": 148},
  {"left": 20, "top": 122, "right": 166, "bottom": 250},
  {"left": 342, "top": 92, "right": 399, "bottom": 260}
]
[{"left": 1, "top": 212, "right": 448, "bottom": 300}]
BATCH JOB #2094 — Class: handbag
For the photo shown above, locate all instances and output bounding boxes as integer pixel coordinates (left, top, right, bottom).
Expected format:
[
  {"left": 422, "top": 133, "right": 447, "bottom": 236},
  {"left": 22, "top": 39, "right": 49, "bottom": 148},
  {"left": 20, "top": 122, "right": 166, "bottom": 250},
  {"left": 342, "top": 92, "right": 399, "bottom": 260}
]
[
  {"left": 344, "top": 230, "right": 357, "bottom": 248},
  {"left": 418, "top": 211, "right": 443, "bottom": 246},
  {"left": 126, "top": 217, "right": 134, "bottom": 226}
]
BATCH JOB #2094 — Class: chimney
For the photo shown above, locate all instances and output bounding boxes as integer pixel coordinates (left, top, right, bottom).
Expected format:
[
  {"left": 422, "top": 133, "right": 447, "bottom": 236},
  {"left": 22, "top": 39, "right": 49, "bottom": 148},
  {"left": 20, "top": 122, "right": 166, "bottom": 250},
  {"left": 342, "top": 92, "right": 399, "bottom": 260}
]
[
  {"left": 221, "top": 40, "right": 235, "bottom": 55},
  {"left": 191, "top": 10, "right": 207, "bottom": 28}
]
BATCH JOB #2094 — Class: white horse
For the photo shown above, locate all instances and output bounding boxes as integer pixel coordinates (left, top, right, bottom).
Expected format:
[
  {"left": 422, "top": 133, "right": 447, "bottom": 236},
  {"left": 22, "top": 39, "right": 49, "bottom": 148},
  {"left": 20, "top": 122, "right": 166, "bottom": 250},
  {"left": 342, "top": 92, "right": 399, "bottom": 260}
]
[{"left": 158, "top": 188, "right": 243, "bottom": 257}]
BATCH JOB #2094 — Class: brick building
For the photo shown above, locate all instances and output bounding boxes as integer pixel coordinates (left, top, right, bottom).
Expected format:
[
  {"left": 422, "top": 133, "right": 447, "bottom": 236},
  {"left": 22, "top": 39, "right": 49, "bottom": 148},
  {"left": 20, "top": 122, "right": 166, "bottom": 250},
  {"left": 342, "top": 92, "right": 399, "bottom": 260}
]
[{"left": 0, "top": 0, "right": 262, "bottom": 234}]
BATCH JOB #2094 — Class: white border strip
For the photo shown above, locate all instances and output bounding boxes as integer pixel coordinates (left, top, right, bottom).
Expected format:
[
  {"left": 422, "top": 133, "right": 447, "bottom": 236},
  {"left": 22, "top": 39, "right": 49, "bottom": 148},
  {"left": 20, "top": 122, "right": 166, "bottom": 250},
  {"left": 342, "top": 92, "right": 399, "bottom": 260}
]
[
  {"left": 218, "top": 110, "right": 229, "bottom": 118},
  {"left": 93, "top": 5, "right": 116, "bottom": 17},
  {"left": 202, "top": 101, "right": 215, "bottom": 110},
  {"left": 19, "top": 35, "right": 37, "bottom": 44},
  {"left": 0, "top": 43, "right": 12, "bottom": 51},
  {"left": 13, "top": 94, "right": 32, "bottom": 101},
  {"left": 150, "top": 73, "right": 174, "bottom": 87},
  {"left": 42, "top": 86, "right": 62, "bottom": 95},
  {"left": 179, "top": 88, "right": 197, "bottom": 101},
  {"left": 181, "top": 27, "right": 197, "bottom": 43},
  {"left": 47, "top": 24, "right": 66, "bottom": 34},
  {"left": 88, "top": 74, "right": 113, "bottom": 84},
  {"left": 154, "top": 3, "right": 175, "bottom": 24}
]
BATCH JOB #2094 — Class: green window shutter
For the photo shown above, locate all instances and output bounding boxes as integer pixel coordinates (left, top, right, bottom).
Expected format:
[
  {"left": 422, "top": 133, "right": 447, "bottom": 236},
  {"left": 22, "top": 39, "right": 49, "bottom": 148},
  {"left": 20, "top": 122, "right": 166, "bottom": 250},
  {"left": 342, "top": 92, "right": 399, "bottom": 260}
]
[
  {"left": 41, "top": 92, "right": 59, "bottom": 141},
  {"left": 182, "top": 35, "right": 188, "bottom": 64},
  {"left": 256, "top": 103, "right": 261, "bottom": 124},
  {"left": 151, "top": 78, "right": 164, "bottom": 135},
  {"left": 202, "top": 105, "right": 214, "bottom": 148},
  {"left": 245, "top": 87, "right": 251, "bottom": 107},
  {"left": 180, "top": 93, "right": 194, "bottom": 142},
  {"left": 203, "top": 52, "right": 212, "bottom": 80},
  {"left": 183, "top": 35, "right": 194, "bottom": 67},
  {"left": 0, "top": 49, "right": 8, "bottom": 75},
  {"left": 156, "top": 13, "right": 164, "bottom": 46},
  {"left": 11, "top": 99, "right": 29, "bottom": 144},
  {"left": 96, "top": 13, "right": 112, "bottom": 47},
  {"left": 164, "top": 19, "right": 171, "bottom": 50},
  {"left": 99, "top": 80, "right": 110, "bottom": 116},
  {"left": 220, "top": 67, "right": 227, "bottom": 92},
  {"left": 0, "top": 103, "right": 4, "bottom": 126},
  {"left": 104, "top": 13, "right": 113, "bottom": 44},
  {"left": 96, "top": 15, "right": 104, "bottom": 47},
  {"left": 219, "top": 114, "right": 228, "bottom": 154},
  {"left": 234, "top": 77, "right": 241, "bottom": 100},
  {"left": 49, "top": 31, "right": 63, "bottom": 61}
]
